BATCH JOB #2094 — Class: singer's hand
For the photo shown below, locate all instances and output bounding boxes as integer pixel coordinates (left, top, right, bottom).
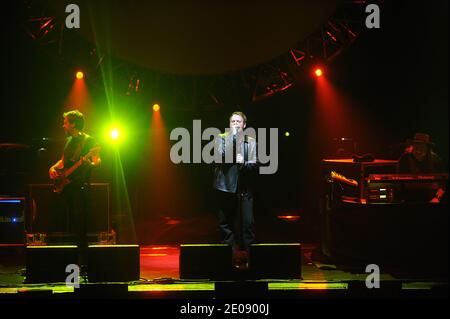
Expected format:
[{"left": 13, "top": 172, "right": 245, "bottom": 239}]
[{"left": 236, "top": 154, "right": 244, "bottom": 163}]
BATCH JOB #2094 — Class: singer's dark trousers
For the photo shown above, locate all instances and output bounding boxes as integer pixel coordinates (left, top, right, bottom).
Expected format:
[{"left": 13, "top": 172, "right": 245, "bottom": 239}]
[{"left": 216, "top": 189, "right": 255, "bottom": 251}]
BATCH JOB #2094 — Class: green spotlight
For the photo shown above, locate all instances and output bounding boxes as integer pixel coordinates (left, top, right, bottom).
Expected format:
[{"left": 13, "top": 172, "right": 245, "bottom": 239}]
[
  {"left": 103, "top": 122, "right": 127, "bottom": 145},
  {"left": 284, "top": 132, "right": 290, "bottom": 137},
  {"left": 110, "top": 128, "right": 120, "bottom": 140}
]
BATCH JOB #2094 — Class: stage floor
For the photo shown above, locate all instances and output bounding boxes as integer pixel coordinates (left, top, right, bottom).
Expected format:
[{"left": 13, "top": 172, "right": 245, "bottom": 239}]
[{"left": 0, "top": 244, "right": 448, "bottom": 300}]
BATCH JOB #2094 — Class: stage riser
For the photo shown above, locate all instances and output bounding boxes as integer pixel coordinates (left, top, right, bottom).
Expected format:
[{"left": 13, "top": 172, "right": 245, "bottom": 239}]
[{"left": 322, "top": 203, "right": 449, "bottom": 270}]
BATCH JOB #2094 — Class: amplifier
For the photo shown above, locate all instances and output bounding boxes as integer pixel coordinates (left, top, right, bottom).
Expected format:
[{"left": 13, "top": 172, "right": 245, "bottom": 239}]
[
  {"left": 0, "top": 197, "right": 25, "bottom": 243},
  {"left": 366, "top": 183, "right": 395, "bottom": 203},
  {"left": 28, "top": 183, "right": 110, "bottom": 235}
]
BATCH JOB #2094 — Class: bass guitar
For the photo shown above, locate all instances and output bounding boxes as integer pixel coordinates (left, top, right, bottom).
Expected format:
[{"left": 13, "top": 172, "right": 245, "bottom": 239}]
[{"left": 52, "top": 146, "right": 100, "bottom": 193}]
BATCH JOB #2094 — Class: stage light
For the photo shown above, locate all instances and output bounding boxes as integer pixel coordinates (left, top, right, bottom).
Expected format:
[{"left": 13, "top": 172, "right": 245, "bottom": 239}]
[
  {"left": 110, "top": 128, "right": 120, "bottom": 140},
  {"left": 104, "top": 123, "right": 127, "bottom": 145},
  {"left": 314, "top": 68, "right": 323, "bottom": 77},
  {"left": 153, "top": 104, "right": 160, "bottom": 112},
  {"left": 76, "top": 71, "right": 84, "bottom": 79},
  {"left": 284, "top": 132, "right": 290, "bottom": 137},
  {"left": 276, "top": 215, "right": 300, "bottom": 221}
]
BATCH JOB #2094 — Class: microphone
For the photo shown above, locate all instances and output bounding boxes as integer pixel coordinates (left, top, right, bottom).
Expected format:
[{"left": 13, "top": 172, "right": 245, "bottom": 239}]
[{"left": 232, "top": 127, "right": 237, "bottom": 164}]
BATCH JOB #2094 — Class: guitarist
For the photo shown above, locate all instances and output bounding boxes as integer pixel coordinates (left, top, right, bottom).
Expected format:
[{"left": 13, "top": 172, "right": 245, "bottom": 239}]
[{"left": 49, "top": 110, "right": 101, "bottom": 267}]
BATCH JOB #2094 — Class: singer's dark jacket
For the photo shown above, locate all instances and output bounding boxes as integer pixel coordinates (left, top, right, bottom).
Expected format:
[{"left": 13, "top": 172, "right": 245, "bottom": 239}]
[{"left": 213, "top": 131, "right": 257, "bottom": 194}]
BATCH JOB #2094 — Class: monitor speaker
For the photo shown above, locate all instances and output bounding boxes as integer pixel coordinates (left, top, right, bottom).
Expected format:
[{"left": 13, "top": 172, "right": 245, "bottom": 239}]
[
  {"left": 249, "top": 243, "right": 302, "bottom": 279},
  {"left": 179, "top": 244, "right": 232, "bottom": 280},
  {"left": 25, "top": 245, "right": 78, "bottom": 283},
  {"left": 87, "top": 244, "right": 140, "bottom": 282}
]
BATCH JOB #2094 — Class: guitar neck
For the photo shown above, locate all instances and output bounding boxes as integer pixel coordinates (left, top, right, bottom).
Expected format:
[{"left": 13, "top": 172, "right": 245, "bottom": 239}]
[
  {"left": 63, "top": 158, "right": 84, "bottom": 178},
  {"left": 61, "top": 147, "right": 99, "bottom": 178}
]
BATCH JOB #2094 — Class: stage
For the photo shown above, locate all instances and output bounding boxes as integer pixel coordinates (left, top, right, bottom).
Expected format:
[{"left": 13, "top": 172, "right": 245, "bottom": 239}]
[
  {"left": 1, "top": 1, "right": 449, "bottom": 312},
  {"left": 0, "top": 244, "right": 447, "bottom": 300}
]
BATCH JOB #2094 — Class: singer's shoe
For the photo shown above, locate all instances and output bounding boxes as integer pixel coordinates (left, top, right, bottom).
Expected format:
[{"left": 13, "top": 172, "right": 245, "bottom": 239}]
[
  {"left": 234, "top": 263, "right": 248, "bottom": 270},
  {"left": 233, "top": 250, "right": 248, "bottom": 270}
]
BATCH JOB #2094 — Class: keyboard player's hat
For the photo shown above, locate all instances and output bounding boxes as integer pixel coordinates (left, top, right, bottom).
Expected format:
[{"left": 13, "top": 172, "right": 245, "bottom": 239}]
[{"left": 406, "top": 132, "right": 435, "bottom": 146}]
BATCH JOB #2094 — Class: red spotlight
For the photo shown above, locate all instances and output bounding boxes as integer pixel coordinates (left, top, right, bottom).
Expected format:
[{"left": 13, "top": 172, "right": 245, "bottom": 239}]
[
  {"left": 75, "top": 71, "right": 84, "bottom": 79},
  {"left": 314, "top": 68, "right": 323, "bottom": 77},
  {"left": 153, "top": 104, "right": 160, "bottom": 112}
]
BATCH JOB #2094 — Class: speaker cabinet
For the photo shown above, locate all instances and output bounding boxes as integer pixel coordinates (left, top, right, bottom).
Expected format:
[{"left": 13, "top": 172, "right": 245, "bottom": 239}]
[
  {"left": 249, "top": 243, "right": 302, "bottom": 279},
  {"left": 29, "top": 183, "right": 110, "bottom": 235},
  {"left": 87, "top": 245, "right": 140, "bottom": 282},
  {"left": 26, "top": 245, "right": 78, "bottom": 283},
  {"left": 179, "top": 244, "right": 232, "bottom": 280}
]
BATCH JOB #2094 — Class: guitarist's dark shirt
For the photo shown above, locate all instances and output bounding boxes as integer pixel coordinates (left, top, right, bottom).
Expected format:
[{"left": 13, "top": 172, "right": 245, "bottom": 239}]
[{"left": 63, "top": 133, "right": 97, "bottom": 186}]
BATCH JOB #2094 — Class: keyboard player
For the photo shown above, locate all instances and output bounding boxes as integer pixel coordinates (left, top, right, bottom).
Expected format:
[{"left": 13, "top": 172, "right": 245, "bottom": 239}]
[{"left": 398, "top": 133, "right": 447, "bottom": 203}]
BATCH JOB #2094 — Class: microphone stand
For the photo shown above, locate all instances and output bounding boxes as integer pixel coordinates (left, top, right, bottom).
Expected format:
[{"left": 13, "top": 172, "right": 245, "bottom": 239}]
[
  {"left": 237, "top": 175, "right": 244, "bottom": 251},
  {"left": 233, "top": 132, "right": 245, "bottom": 251}
]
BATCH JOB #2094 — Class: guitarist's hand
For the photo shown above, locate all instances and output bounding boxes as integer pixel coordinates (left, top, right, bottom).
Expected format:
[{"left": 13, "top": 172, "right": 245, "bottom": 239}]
[
  {"left": 82, "top": 155, "right": 99, "bottom": 167},
  {"left": 81, "top": 156, "right": 92, "bottom": 165},
  {"left": 49, "top": 167, "right": 58, "bottom": 180}
]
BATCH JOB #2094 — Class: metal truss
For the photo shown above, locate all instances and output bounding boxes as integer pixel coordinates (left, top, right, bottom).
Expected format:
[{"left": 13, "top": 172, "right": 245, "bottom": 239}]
[
  {"left": 209, "top": 0, "right": 382, "bottom": 106},
  {"left": 293, "top": 0, "right": 374, "bottom": 64},
  {"left": 21, "top": 0, "right": 64, "bottom": 53},
  {"left": 20, "top": 0, "right": 382, "bottom": 110},
  {"left": 245, "top": 0, "right": 381, "bottom": 102}
]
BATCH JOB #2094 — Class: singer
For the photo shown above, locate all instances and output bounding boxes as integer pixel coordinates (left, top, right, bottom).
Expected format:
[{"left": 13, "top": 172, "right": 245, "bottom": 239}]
[{"left": 213, "top": 111, "right": 258, "bottom": 269}]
